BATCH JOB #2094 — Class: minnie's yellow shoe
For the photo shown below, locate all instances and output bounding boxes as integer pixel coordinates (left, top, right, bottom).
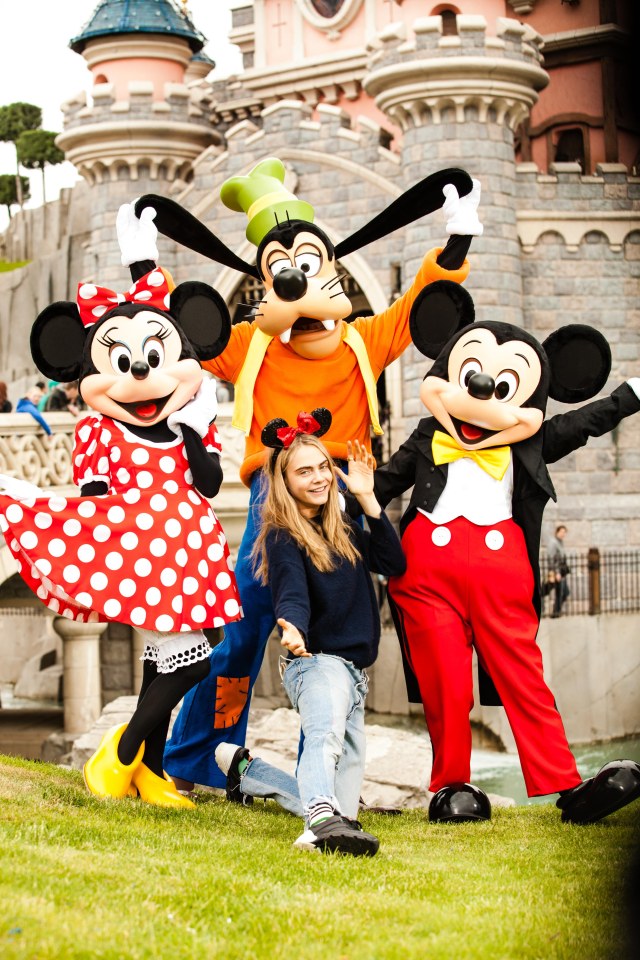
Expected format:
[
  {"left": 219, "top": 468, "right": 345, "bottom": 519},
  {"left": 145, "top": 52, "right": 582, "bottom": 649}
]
[
  {"left": 132, "top": 763, "right": 196, "bottom": 809},
  {"left": 83, "top": 724, "right": 145, "bottom": 799}
]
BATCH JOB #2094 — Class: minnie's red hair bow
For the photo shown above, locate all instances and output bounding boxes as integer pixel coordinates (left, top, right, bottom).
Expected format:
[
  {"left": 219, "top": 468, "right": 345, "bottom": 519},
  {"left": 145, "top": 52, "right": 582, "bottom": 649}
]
[
  {"left": 276, "top": 411, "right": 321, "bottom": 448},
  {"left": 76, "top": 269, "right": 171, "bottom": 328}
]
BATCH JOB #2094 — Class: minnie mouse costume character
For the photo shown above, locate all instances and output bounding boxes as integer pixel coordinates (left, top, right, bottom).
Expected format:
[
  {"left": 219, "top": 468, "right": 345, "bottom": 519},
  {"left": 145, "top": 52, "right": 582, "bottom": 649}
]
[
  {"left": 0, "top": 214, "right": 241, "bottom": 808},
  {"left": 362, "top": 280, "right": 640, "bottom": 824}
]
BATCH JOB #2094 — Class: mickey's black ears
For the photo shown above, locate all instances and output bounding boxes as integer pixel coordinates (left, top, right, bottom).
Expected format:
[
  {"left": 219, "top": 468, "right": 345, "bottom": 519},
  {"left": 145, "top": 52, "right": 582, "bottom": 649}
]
[
  {"left": 409, "top": 280, "right": 475, "bottom": 358},
  {"left": 170, "top": 282, "right": 231, "bottom": 361},
  {"left": 543, "top": 325, "right": 611, "bottom": 403},
  {"left": 261, "top": 408, "right": 333, "bottom": 449},
  {"left": 30, "top": 303, "right": 87, "bottom": 381},
  {"left": 135, "top": 195, "right": 260, "bottom": 279},
  {"left": 335, "top": 168, "right": 473, "bottom": 259}
]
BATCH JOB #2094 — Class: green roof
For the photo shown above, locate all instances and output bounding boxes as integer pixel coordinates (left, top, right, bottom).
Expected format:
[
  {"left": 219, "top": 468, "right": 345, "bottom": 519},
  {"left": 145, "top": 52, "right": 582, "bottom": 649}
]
[{"left": 70, "top": 0, "right": 206, "bottom": 54}]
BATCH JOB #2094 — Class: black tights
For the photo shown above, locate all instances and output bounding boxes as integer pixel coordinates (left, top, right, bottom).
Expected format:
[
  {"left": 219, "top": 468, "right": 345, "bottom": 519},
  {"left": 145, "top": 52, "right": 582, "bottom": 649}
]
[{"left": 117, "top": 658, "right": 211, "bottom": 776}]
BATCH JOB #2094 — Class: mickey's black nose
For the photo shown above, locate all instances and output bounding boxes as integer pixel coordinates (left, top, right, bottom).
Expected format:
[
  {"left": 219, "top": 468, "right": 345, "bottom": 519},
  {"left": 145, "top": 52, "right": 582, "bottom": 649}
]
[
  {"left": 273, "top": 267, "right": 308, "bottom": 302},
  {"left": 131, "top": 361, "right": 150, "bottom": 380},
  {"left": 467, "top": 372, "right": 494, "bottom": 400}
]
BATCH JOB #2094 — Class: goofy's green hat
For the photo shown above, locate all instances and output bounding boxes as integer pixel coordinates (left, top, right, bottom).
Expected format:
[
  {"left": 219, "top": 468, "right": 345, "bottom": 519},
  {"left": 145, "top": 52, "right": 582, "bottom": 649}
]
[{"left": 220, "top": 158, "right": 315, "bottom": 247}]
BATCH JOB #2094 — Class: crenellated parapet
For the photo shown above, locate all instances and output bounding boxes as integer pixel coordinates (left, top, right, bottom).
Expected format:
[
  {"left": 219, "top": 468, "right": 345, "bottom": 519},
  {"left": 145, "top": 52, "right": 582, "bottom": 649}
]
[
  {"left": 364, "top": 15, "right": 548, "bottom": 133},
  {"left": 57, "top": 81, "right": 222, "bottom": 186}
]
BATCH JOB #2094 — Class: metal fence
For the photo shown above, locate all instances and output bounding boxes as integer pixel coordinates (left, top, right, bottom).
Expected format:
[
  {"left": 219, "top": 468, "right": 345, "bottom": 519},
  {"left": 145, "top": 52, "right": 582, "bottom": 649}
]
[{"left": 539, "top": 548, "right": 640, "bottom": 617}]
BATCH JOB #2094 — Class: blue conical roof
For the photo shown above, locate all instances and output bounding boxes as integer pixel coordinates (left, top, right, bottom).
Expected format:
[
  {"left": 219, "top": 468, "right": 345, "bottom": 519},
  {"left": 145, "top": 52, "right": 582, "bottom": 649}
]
[{"left": 70, "top": 0, "right": 206, "bottom": 54}]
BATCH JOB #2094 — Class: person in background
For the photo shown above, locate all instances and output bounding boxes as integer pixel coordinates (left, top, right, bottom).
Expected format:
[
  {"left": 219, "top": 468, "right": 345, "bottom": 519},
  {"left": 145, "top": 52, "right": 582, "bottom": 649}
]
[
  {"left": 0, "top": 382, "right": 12, "bottom": 413},
  {"left": 45, "top": 381, "right": 84, "bottom": 416},
  {"left": 547, "top": 524, "right": 570, "bottom": 618},
  {"left": 38, "top": 380, "right": 57, "bottom": 411},
  {"left": 16, "top": 386, "right": 51, "bottom": 435}
]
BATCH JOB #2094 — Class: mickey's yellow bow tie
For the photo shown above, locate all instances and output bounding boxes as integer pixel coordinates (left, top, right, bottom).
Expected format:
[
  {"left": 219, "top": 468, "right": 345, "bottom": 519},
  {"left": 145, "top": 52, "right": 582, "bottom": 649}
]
[{"left": 432, "top": 429, "right": 511, "bottom": 481}]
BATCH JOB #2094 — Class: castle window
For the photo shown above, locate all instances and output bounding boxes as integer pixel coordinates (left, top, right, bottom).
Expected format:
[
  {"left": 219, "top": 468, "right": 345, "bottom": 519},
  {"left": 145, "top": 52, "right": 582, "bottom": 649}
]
[
  {"left": 553, "top": 127, "right": 586, "bottom": 170},
  {"left": 440, "top": 10, "right": 458, "bottom": 36}
]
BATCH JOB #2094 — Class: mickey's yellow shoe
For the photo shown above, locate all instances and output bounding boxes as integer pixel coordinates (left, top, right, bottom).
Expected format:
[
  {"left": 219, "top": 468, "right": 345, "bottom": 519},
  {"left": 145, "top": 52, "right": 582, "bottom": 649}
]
[
  {"left": 83, "top": 724, "right": 144, "bottom": 799},
  {"left": 132, "top": 763, "right": 196, "bottom": 809}
]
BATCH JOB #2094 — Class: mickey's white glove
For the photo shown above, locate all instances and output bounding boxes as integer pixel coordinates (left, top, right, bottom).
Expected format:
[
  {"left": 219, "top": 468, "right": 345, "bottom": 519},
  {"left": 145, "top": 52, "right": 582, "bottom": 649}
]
[
  {"left": 627, "top": 377, "right": 640, "bottom": 402},
  {"left": 167, "top": 378, "right": 218, "bottom": 439},
  {"left": 116, "top": 200, "right": 159, "bottom": 267},
  {"left": 442, "top": 178, "right": 483, "bottom": 237},
  {"left": 0, "top": 474, "right": 43, "bottom": 501}
]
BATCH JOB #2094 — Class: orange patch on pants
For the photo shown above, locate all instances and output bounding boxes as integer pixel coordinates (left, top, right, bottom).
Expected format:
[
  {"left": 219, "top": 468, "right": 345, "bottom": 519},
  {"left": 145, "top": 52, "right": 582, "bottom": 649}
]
[{"left": 213, "top": 676, "right": 250, "bottom": 729}]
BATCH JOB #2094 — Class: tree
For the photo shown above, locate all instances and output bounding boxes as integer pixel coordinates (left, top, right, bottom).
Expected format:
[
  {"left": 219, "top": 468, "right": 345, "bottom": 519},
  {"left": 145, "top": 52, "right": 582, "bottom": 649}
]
[
  {"left": 17, "top": 130, "right": 65, "bottom": 204},
  {"left": 0, "top": 102, "right": 42, "bottom": 208},
  {"left": 0, "top": 174, "right": 30, "bottom": 221}
]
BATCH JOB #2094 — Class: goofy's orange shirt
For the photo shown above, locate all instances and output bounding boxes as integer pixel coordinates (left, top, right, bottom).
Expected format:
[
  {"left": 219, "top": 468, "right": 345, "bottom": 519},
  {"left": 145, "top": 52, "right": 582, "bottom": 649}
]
[{"left": 204, "top": 248, "right": 469, "bottom": 485}]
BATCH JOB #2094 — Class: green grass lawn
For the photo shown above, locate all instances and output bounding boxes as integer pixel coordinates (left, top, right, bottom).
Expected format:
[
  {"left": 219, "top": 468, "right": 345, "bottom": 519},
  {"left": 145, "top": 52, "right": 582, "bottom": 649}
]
[{"left": 1, "top": 755, "right": 638, "bottom": 960}]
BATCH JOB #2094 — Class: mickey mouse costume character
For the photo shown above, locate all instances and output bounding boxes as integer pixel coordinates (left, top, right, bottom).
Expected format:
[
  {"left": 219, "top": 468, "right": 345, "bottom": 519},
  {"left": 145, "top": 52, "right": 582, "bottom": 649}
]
[
  {"left": 127, "top": 159, "right": 482, "bottom": 790},
  {"left": 0, "top": 213, "right": 241, "bottom": 808},
  {"left": 362, "top": 279, "right": 640, "bottom": 824}
]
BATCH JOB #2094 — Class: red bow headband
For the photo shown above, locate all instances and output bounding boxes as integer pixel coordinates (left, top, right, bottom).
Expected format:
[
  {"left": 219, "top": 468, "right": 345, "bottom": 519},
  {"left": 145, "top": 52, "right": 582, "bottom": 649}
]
[
  {"left": 276, "top": 412, "right": 321, "bottom": 448},
  {"left": 76, "top": 269, "right": 171, "bottom": 328}
]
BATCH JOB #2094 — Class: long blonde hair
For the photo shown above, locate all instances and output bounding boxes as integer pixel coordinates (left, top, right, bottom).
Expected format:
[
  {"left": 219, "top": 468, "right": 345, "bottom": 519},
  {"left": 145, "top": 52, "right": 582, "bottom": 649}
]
[{"left": 252, "top": 433, "right": 361, "bottom": 583}]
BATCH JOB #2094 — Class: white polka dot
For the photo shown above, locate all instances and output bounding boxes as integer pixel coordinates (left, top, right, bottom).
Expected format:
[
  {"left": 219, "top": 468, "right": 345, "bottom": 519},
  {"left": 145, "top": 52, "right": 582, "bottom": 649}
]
[
  {"left": 131, "top": 448, "right": 150, "bottom": 465},
  {"left": 213, "top": 617, "right": 225, "bottom": 629},
  {"left": 224, "top": 598, "right": 240, "bottom": 617},
  {"left": 110, "top": 446, "right": 121, "bottom": 464},
  {"left": 175, "top": 548, "right": 188, "bottom": 567},
  {"left": 63, "top": 519, "right": 81, "bottom": 537},
  {"left": 5, "top": 503, "right": 26, "bottom": 526},
  {"left": 147, "top": 270, "right": 165, "bottom": 287},
  {"left": 150, "top": 494, "right": 167, "bottom": 512},
  {"left": 2, "top": 514, "right": 14, "bottom": 532},
  {"left": 199, "top": 515, "right": 215, "bottom": 535},
  {"left": 134, "top": 558, "right": 152, "bottom": 577},
  {"left": 178, "top": 502, "right": 193, "bottom": 521},
  {"left": 187, "top": 490, "right": 200, "bottom": 506},
  {"left": 198, "top": 560, "right": 208, "bottom": 578},
  {"left": 183, "top": 577, "right": 198, "bottom": 595},
  {"left": 217, "top": 531, "right": 227, "bottom": 547},
  {"left": 49, "top": 598, "right": 60, "bottom": 612},
  {"left": 485, "top": 530, "right": 505, "bottom": 551},
  {"left": 208, "top": 543, "right": 224, "bottom": 562},
  {"left": 120, "top": 532, "right": 139, "bottom": 550},
  {"left": 77, "top": 500, "right": 97, "bottom": 518},
  {"left": 35, "top": 558, "right": 52, "bottom": 576},
  {"left": 78, "top": 283, "right": 97, "bottom": 300},
  {"left": 216, "top": 571, "right": 231, "bottom": 591},
  {"left": 150, "top": 538, "right": 167, "bottom": 557},
  {"left": 165, "top": 518, "right": 181, "bottom": 538},
  {"left": 160, "top": 456, "right": 176, "bottom": 474},
  {"left": 97, "top": 457, "right": 109, "bottom": 475},
  {"left": 93, "top": 525, "right": 111, "bottom": 543},
  {"left": 160, "top": 568, "right": 177, "bottom": 587},
  {"left": 137, "top": 471, "right": 153, "bottom": 489},
  {"left": 171, "top": 595, "right": 183, "bottom": 614},
  {"left": 105, "top": 551, "right": 124, "bottom": 571},
  {"left": 86, "top": 440, "right": 97, "bottom": 457},
  {"left": 123, "top": 488, "right": 140, "bottom": 505},
  {"left": 146, "top": 587, "right": 161, "bottom": 606},
  {"left": 104, "top": 599, "right": 122, "bottom": 618},
  {"left": 227, "top": 555, "right": 235, "bottom": 572},
  {"left": 431, "top": 526, "right": 451, "bottom": 547},
  {"left": 48, "top": 497, "right": 67, "bottom": 512},
  {"left": 163, "top": 293, "right": 171, "bottom": 310},
  {"left": 34, "top": 512, "right": 53, "bottom": 529},
  {"left": 107, "top": 505, "right": 125, "bottom": 525},
  {"left": 134, "top": 289, "right": 152, "bottom": 302},
  {"left": 136, "top": 513, "right": 154, "bottom": 531},
  {"left": 131, "top": 607, "right": 147, "bottom": 626},
  {"left": 76, "top": 592, "right": 93, "bottom": 608},
  {"left": 37, "top": 585, "right": 48, "bottom": 600},
  {"left": 100, "top": 429, "right": 112, "bottom": 444},
  {"left": 61, "top": 607, "right": 76, "bottom": 620},
  {"left": 90, "top": 572, "right": 108, "bottom": 591},
  {"left": 119, "top": 579, "right": 137, "bottom": 598},
  {"left": 48, "top": 539, "right": 66, "bottom": 558},
  {"left": 92, "top": 305, "right": 108, "bottom": 319},
  {"left": 191, "top": 605, "right": 207, "bottom": 623},
  {"left": 63, "top": 565, "right": 80, "bottom": 584},
  {"left": 156, "top": 614, "right": 174, "bottom": 631},
  {"left": 187, "top": 531, "right": 202, "bottom": 550},
  {"left": 163, "top": 480, "right": 179, "bottom": 494},
  {"left": 206, "top": 590, "right": 216, "bottom": 606},
  {"left": 78, "top": 423, "right": 92, "bottom": 443},
  {"left": 19, "top": 531, "right": 38, "bottom": 550},
  {"left": 117, "top": 468, "right": 132, "bottom": 485},
  {"left": 77, "top": 544, "right": 96, "bottom": 563}
]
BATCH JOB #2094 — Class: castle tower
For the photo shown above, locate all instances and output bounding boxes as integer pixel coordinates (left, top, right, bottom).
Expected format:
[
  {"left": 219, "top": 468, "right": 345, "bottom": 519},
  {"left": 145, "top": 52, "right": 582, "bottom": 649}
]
[{"left": 56, "top": 0, "right": 222, "bottom": 283}]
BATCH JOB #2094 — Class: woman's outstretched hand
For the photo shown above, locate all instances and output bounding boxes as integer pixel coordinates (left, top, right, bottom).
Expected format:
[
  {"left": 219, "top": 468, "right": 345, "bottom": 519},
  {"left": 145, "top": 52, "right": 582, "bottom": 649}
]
[
  {"left": 277, "top": 618, "right": 311, "bottom": 657},
  {"left": 335, "top": 440, "right": 381, "bottom": 518}
]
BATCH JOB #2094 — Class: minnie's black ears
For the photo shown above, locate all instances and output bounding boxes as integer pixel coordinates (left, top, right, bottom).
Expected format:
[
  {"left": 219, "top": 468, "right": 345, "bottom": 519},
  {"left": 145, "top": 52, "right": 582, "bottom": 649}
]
[
  {"left": 409, "top": 280, "right": 475, "bottom": 359},
  {"left": 30, "top": 303, "right": 87, "bottom": 382},
  {"left": 170, "top": 281, "right": 231, "bottom": 360},
  {"left": 543, "top": 325, "right": 611, "bottom": 403},
  {"left": 261, "top": 408, "right": 333, "bottom": 449}
]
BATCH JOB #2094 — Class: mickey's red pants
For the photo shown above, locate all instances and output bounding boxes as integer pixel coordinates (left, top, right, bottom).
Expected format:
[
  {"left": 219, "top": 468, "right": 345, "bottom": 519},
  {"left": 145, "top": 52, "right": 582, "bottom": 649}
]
[{"left": 388, "top": 513, "right": 581, "bottom": 797}]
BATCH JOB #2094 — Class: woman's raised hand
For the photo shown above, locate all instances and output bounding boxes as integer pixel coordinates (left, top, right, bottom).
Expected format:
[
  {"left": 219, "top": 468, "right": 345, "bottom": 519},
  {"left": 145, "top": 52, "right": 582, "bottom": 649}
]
[{"left": 337, "top": 440, "right": 374, "bottom": 497}]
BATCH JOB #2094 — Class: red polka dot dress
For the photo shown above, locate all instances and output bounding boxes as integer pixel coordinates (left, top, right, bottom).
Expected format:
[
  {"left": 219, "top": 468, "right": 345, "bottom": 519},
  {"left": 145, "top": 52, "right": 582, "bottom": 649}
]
[{"left": 0, "top": 414, "right": 243, "bottom": 642}]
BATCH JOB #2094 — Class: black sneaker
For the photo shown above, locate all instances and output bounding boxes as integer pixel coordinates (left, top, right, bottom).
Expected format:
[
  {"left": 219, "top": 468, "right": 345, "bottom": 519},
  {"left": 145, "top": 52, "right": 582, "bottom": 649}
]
[
  {"left": 294, "top": 815, "right": 379, "bottom": 856},
  {"left": 214, "top": 742, "right": 253, "bottom": 806}
]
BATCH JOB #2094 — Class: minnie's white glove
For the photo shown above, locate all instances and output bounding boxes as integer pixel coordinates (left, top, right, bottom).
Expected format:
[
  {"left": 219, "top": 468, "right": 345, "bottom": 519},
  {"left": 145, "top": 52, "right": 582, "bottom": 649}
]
[
  {"left": 627, "top": 377, "right": 640, "bottom": 401},
  {"left": 167, "top": 378, "right": 218, "bottom": 439},
  {"left": 442, "top": 178, "right": 483, "bottom": 236},
  {"left": 0, "top": 474, "right": 43, "bottom": 501},
  {"left": 116, "top": 200, "right": 159, "bottom": 267}
]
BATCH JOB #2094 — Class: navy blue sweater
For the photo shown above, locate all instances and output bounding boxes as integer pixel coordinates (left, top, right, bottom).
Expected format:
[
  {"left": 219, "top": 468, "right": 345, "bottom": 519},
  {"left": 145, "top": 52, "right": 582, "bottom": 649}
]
[{"left": 265, "top": 511, "right": 406, "bottom": 669}]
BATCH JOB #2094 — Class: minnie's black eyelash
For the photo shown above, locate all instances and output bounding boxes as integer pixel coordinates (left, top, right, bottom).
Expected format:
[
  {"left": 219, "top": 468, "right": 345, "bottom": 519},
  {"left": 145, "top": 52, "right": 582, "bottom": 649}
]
[{"left": 97, "top": 333, "right": 117, "bottom": 347}]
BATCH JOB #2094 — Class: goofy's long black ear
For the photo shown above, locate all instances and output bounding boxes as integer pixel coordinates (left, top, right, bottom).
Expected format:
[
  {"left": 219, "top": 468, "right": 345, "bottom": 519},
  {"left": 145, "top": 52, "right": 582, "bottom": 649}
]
[
  {"left": 334, "top": 168, "right": 473, "bottom": 259},
  {"left": 30, "top": 303, "right": 87, "bottom": 382},
  {"left": 543, "top": 325, "right": 611, "bottom": 403},
  {"left": 409, "top": 280, "right": 475, "bottom": 359},
  {"left": 135, "top": 195, "right": 260, "bottom": 280},
  {"left": 170, "top": 282, "right": 231, "bottom": 361}
]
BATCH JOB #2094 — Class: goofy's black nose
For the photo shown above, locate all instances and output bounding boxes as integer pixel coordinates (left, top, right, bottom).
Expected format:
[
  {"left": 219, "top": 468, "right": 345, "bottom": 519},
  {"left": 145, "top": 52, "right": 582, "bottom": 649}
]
[
  {"left": 467, "top": 372, "right": 494, "bottom": 400},
  {"left": 131, "top": 361, "right": 150, "bottom": 380},
  {"left": 273, "top": 267, "right": 308, "bottom": 302}
]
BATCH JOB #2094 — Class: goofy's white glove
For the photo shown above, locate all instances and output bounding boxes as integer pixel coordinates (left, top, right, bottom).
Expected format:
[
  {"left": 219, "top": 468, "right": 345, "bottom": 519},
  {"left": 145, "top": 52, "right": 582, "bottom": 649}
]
[
  {"left": 116, "top": 200, "right": 159, "bottom": 267},
  {"left": 0, "top": 474, "right": 43, "bottom": 502},
  {"left": 442, "top": 178, "right": 483, "bottom": 237},
  {"left": 167, "top": 377, "right": 218, "bottom": 439}
]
